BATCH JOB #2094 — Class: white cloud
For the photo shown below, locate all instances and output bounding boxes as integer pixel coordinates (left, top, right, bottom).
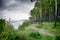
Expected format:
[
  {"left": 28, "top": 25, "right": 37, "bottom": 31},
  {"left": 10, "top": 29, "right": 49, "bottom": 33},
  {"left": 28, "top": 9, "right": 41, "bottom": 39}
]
[
  {"left": 0, "top": 0, "right": 35, "bottom": 21},
  {"left": 1, "top": 10, "right": 30, "bottom": 20}
]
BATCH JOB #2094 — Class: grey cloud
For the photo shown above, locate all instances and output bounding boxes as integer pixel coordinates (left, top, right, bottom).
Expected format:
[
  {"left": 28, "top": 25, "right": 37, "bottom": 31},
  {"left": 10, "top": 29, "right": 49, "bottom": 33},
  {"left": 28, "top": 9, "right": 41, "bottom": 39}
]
[
  {"left": 0, "top": 0, "right": 32, "bottom": 11},
  {"left": 0, "top": 0, "right": 12, "bottom": 10},
  {"left": 0, "top": 11, "right": 4, "bottom": 18},
  {"left": 15, "top": 0, "right": 31, "bottom": 2},
  {"left": 0, "top": 0, "right": 35, "bottom": 13},
  {"left": 0, "top": 0, "right": 4, "bottom": 10},
  {"left": 0, "top": 0, "right": 2, "bottom": 8},
  {"left": 0, "top": 0, "right": 35, "bottom": 20}
]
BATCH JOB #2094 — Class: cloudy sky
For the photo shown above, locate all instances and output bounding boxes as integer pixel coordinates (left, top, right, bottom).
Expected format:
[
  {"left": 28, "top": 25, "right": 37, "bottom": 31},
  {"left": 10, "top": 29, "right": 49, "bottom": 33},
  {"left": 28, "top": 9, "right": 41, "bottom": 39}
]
[{"left": 0, "top": 0, "right": 35, "bottom": 21}]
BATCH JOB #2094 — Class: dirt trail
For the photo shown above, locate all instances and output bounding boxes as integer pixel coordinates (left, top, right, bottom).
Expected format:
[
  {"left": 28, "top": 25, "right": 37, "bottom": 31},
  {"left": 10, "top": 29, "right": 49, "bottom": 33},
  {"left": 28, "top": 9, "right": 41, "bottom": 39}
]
[{"left": 25, "top": 24, "right": 55, "bottom": 36}]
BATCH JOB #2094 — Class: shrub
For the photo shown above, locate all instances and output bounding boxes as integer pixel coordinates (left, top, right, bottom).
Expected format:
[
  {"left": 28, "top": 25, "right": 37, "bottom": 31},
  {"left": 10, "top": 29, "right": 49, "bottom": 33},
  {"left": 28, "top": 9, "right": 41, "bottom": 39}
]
[
  {"left": 18, "top": 21, "right": 30, "bottom": 30},
  {"left": 56, "top": 36, "right": 60, "bottom": 40}
]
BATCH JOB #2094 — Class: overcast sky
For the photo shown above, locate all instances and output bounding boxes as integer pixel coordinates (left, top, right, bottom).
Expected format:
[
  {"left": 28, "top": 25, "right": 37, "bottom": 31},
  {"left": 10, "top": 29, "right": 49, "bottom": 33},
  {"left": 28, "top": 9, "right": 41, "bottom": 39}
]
[{"left": 0, "top": 0, "right": 35, "bottom": 21}]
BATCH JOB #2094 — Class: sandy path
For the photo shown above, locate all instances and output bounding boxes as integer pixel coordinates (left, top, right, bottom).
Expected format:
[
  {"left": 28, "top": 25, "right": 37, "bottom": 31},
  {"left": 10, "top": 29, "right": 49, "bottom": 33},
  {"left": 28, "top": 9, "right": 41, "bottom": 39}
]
[{"left": 24, "top": 24, "right": 55, "bottom": 36}]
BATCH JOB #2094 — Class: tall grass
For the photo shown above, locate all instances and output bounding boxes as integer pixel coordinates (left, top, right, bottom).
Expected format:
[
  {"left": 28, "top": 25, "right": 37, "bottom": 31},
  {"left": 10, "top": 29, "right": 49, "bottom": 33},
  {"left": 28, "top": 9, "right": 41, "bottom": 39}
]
[{"left": 18, "top": 21, "right": 30, "bottom": 30}]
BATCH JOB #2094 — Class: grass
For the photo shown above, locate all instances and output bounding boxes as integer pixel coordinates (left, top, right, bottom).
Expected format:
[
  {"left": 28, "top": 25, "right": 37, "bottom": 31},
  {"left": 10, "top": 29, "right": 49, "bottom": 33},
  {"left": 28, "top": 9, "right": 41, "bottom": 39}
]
[
  {"left": 16, "top": 22, "right": 60, "bottom": 40},
  {"left": 36, "top": 22, "right": 60, "bottom": 40},
  {"left": 18, "top": 21, "right": 30, "bottom": 30},
  {"left": 24, "top": 29, "right": 42, "bottom": 40},
  {"left": 36, "top": 22, "right": 60, "bottom": 30},
  {"left": 41, "top": 35, "right": 56, "bottom": 40},
  {"left": 23, "top": 29, "right": 55, "bottom": 40},
  {"left": 36, "top": 22, "right": 54, "bottom": 30},
  {"left": 15, "top": 29, "right": 41, "bottom": 40}
]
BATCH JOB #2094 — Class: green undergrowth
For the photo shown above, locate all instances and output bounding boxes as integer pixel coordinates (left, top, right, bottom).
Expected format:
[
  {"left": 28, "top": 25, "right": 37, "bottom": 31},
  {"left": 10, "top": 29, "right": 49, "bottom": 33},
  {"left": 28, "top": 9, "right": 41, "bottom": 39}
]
[
  {"left": 36, "top": 22, "right": 60, "bottom": 40},
  {"left": 15, "top": 29, "right": 56, "bottom": 40},
  {"left": 36, "top": 22, "right": 54, "bottom": 30},
  {"left": 18, "top": 21, "right": 30, "bottom": 31},
  {"left": 15, "top": 22, "right": 60, "bottom": 40},
  {"left": 36, "top": 22, "right": 60, "bottom": 31}
]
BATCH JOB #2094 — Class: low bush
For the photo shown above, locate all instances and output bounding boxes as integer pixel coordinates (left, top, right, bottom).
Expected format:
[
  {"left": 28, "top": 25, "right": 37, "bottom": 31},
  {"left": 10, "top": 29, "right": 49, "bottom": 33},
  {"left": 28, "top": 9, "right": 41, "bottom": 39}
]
[{"left": 18, "top": 21, "right": 30, "bottom": 30}]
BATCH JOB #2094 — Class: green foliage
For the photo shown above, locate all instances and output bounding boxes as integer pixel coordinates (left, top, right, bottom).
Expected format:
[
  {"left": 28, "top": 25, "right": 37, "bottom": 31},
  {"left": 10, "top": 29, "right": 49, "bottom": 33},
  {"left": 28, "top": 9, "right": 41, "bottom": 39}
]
[
  {"left": 21, "top": 29, "right": 42, "bottom": 40},
  {"left": 30, "top": 0, "right": 55, "bottom": 22},
  {"left": 0, "top": 19, "right": 59, "bottom": 40},
  {"left": 0, "top": 19, "right": 5, "bottom": 33},
  {"left": 23, "top": 29, "right": 55, "bottom": 40},
  {"left": 36, "top": 22, "right": 54, "bottom": 29},
  {"left": 30, "top": 7, "right": 41, "bottom": 16},
  {"left": 0, "top": 0, "right": 60, "bottom": 40},
  {"left": 18, "top": 21, "right": 30, "bottom": 30},
  {"left": 41, "top": 35, "right": 55, "bottom": 40},
  {"left": 57, "top": 0, "right": 60, "bottom": 4},
  {"left": 56, "top": 36, "right": 60, "bottom": 40},
  {"left": 36, "top": 22, "right": 60, "bottom": 38},
  {"left": 28, "top": 31, "right": 41, "bottom": 40},
  {"left": 30, "top": 0, "right": 55, "bottom": 16},
  {"left": 57, "top": 22, "right": 60, "bottom": 28},
  {"left": 0, "top": 19, "right": 15, "bottom": 40},
  {"left": 15, "top": 34, "right": 26, "bottom": 40}
]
